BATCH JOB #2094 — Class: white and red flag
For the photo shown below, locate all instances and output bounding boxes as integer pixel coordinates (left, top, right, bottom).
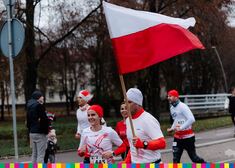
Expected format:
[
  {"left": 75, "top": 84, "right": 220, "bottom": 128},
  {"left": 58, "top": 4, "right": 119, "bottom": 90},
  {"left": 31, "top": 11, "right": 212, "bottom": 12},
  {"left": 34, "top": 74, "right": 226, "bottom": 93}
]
[{"left": 103, "top": 1, "right": 205, "bottom": 74}]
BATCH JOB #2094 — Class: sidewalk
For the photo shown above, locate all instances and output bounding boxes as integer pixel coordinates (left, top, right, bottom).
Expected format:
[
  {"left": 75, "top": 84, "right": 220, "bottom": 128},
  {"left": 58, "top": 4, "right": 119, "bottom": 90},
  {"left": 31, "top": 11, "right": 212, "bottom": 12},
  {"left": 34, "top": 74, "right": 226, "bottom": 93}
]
[{"left": 162, "top": 126, "right": 235, "bottom": 162}]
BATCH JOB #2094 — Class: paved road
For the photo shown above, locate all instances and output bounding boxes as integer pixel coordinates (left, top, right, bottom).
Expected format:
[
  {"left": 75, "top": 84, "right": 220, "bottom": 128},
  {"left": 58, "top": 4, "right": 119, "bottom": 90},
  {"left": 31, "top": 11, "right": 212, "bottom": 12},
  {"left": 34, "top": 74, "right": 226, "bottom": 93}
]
[{"left": 1, "top": 126, "right": 235, "bottom": 163}]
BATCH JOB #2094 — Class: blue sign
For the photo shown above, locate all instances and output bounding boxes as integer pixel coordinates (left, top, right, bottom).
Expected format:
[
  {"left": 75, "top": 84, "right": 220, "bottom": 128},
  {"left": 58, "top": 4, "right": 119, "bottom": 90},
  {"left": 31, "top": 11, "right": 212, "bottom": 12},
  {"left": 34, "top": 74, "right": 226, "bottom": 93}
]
[{"left": 0, "top": 18, "right": 25, "bottom": 58}]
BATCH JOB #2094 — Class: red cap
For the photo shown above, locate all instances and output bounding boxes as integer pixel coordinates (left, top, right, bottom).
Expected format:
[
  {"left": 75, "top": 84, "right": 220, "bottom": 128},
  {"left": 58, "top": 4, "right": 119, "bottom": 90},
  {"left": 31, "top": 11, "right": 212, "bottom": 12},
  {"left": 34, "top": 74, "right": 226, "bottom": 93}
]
[
  {"left": 168, "top": 90, "right": 179, "bottom": 98},
  {"left": 88, "top": 105, "right": 103, "bottom": 118}
]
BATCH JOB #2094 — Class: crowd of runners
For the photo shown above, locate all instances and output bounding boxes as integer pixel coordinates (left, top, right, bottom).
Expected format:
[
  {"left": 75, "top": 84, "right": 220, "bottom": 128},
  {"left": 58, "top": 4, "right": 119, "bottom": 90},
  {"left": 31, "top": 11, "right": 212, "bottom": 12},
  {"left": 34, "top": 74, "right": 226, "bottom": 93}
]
[
  {"left": 26, "top": 87, "right": 235, "bottom": 163},
  {"left": 74, "top": 88, "right": 205, "bottom": 164}
]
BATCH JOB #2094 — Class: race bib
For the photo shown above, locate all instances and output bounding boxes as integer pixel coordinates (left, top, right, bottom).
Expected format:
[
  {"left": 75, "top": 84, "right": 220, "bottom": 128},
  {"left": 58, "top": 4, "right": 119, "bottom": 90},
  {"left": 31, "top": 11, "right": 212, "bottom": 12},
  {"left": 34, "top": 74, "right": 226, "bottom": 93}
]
[
  {"left": 90, "top": 155, "right": 107, "bottom": 164},
  {"left": 177, "top": 119, "right": 185, "bottom": 125}
]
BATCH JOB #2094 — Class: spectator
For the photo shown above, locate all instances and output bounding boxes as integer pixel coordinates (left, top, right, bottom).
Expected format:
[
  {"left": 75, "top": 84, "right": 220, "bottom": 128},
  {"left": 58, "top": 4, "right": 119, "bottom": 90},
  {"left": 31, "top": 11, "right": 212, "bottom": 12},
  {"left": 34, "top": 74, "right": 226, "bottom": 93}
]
[
  {"left": 44, "top": 111, "right": 58, "bottom": 163},
  {"left": 26, "top": 90, "right": 49, "bottom": 163},
  {"left": 225, "top": 87, "right": 235, "bottom": 136}
]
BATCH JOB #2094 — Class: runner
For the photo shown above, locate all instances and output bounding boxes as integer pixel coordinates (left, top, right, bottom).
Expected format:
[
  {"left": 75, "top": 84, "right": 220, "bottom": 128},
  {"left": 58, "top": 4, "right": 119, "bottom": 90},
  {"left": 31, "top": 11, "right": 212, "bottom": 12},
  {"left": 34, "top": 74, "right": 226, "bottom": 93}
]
[
  {"left": 77, "top": 105, "right": 126, "bottom": 163},
  {"left": 124, "top": 88, "right": 166, "bottom": 163},
  {"left": 115, "top": 102, "right": 130, "bottom": 160},
  {"left": 75, "top": 90, "right": 93, "bottom": 140},
  {"left": 167, "top": 89, "right": 205, "bottom": 163}
]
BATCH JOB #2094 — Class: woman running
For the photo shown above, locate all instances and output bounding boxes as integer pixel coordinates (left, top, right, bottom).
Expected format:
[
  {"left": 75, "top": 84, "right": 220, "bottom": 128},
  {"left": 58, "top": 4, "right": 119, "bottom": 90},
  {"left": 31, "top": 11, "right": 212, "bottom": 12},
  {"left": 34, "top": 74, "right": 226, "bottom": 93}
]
[
  {"left": 115, "top": 102, "right": 130, "bottom": 160},
  {"left": 77, "top": 104, "right": 126, "bottom": 163}
]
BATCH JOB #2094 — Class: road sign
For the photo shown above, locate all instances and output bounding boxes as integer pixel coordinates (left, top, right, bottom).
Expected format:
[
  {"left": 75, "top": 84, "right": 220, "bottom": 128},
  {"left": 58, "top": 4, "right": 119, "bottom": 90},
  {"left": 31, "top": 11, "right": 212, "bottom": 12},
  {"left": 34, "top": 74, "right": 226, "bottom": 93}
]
[
  {"left": 2, "top": 0, "right": 20, "bottom": 161},
  {"left": 3, "top": 0, "right": 15, "bottom": 16},
  {"left": 0, "top": 18, "right": 25, "bottom": 58}
]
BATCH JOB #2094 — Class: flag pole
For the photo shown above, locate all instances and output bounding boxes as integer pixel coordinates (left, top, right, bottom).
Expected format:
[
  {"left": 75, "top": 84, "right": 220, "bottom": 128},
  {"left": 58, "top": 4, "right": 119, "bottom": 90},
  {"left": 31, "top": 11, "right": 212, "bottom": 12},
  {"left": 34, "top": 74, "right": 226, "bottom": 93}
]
[{"left": 119, "top": 74, "right": 136, "bottom": 137}]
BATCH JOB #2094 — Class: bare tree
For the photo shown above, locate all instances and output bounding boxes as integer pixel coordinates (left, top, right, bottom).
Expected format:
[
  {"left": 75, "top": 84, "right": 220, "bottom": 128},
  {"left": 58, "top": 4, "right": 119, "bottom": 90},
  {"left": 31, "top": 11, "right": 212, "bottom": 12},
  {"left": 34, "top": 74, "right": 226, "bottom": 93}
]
[{"left": 16, "top": 0, "right": 102, "bottom": 103}]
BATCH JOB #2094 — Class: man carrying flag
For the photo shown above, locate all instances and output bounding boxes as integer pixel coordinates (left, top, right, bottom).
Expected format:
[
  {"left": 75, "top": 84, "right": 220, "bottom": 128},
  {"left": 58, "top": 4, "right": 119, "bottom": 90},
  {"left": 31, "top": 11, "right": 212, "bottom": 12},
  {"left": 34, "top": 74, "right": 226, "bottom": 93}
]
[
  {"left": 124, "top": 88, "right": 166, "bottom": 163},
  {"left": 103, "top": 1, "right": 205, "bottom": 163}
]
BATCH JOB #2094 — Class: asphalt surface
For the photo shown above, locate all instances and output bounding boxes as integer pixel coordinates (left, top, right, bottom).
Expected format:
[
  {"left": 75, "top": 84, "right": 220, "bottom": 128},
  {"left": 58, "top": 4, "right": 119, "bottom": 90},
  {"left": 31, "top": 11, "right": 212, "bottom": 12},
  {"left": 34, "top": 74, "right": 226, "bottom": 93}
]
[
  {"left": 161, "top": 126, "right": 235, "bottom": 163},
  {"left": 1, "top": 126, "right": 235, "bottom": 163}
]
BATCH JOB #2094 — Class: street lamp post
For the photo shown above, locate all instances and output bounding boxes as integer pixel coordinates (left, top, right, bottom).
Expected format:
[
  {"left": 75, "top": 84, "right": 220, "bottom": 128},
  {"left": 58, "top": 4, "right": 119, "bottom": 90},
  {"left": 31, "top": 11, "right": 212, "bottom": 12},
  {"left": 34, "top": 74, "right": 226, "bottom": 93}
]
[{"left": 212, "top": 46, "right": 228, "bottom": 92}]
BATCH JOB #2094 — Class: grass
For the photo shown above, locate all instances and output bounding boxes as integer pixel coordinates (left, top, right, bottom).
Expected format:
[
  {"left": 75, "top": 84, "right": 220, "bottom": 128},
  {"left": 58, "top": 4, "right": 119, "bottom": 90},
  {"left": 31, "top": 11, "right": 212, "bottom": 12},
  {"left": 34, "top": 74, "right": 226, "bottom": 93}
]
[{"left": 0, "top": 114, "right": 232, "bottom": 158}]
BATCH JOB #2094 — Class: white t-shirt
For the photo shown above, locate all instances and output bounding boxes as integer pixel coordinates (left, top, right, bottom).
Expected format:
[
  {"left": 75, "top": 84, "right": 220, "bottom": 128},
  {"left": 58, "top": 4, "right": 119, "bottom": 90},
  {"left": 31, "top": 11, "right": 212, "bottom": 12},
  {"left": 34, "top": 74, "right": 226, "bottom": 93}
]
[
  {"left": 79, "top": 126, "right": 123, "bottom": 163},
  {"left": 170, "top": 101, "right": 195, "bottom": 138},
  {"left": 126, "top": 111, "right": 164, "bottom": 163},
  {"left": 76, "top": 104, "right": 90, "bottom": 134}
]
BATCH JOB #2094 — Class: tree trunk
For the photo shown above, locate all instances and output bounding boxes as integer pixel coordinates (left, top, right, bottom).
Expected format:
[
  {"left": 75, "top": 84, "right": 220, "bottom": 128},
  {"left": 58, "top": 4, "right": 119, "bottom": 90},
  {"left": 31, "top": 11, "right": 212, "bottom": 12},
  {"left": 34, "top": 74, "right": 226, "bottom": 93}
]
[
  {"left": 62, "top": 50, "right": 70, "bottom": 116},
  {"left": 0, "top": 81, "right": 5, "bottom": 121},
  {"left": 149, "top": 66, "right": 160, "bottom": 119},
  {"left": 24, "top": 0, "right": 37, "bottom": 102},
  {"left": 148, "top": 0, "right": 161, "bottom": 119}
]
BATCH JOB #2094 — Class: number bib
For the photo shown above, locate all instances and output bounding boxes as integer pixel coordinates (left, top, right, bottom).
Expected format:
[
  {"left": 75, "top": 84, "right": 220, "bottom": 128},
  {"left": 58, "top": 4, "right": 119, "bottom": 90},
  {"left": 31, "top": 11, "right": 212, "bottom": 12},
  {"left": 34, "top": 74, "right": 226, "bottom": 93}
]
[
  {"left": 177, "top": 119, "right": 185, "bottom": 125},
  {"left": 90, "top": 155, "right": 107, "bottom": 163}
]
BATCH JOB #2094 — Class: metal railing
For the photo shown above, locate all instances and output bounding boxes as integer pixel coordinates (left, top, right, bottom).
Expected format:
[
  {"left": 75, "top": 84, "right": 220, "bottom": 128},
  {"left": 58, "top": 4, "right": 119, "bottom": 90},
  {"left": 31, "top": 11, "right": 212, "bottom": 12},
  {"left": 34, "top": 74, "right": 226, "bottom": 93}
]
[{"left": 180, "top": 93, "right": 231, "bottom": 110}]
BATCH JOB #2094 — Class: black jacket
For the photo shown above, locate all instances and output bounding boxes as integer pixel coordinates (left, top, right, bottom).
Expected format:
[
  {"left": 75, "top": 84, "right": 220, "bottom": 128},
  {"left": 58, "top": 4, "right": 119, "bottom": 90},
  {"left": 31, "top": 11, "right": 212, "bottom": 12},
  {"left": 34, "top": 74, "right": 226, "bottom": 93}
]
[
  {"left": 228, "top": 96, "right": 235, "bottom": 114},
  {"left": 26, "top": 99, "right": 49, "bottom": 134}
]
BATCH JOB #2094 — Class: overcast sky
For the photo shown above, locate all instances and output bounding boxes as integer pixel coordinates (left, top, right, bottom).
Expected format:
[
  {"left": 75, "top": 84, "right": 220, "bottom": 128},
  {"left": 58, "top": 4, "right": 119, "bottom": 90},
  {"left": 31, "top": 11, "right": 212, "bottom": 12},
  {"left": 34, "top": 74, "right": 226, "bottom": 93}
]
[
  {"left": 0, "top": 0, "right": 99, "bottom": 29},
  {"left": 227, "top": 3, "right": 235, "bottom": 27},
  {"left": 1, "top": 0, "right": 235, "bottom": 28},
  {"left": 34, "top": 0, "right": 99, "bottom": 29}
]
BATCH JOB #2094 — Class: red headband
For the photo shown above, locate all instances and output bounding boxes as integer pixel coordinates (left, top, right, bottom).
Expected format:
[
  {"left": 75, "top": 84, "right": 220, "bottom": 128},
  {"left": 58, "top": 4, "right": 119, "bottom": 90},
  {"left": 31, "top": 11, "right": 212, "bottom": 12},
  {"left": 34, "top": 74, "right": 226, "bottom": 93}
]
[
  {"left": 88, "top": 105, "right": 103, "bottom": 118},
  {"left": 168, "top": 90, "right": 179, "bottom": 98}
]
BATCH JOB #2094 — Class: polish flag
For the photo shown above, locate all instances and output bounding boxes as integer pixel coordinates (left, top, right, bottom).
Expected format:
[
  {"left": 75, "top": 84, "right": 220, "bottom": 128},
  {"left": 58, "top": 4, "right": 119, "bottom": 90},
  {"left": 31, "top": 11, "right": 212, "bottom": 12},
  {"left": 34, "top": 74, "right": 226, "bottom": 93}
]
[{"left": 103, "top": 1, "right": 205, "bottom": 74}]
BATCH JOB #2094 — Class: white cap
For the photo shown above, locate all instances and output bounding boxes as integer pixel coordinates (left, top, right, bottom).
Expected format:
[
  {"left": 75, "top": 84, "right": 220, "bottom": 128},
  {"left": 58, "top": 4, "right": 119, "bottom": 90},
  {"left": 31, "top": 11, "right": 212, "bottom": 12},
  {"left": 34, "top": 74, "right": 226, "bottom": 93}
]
[
  {"left": 78, "top": 90, "right": 93, "bottom": 102},
  {"left": 126, "top": 88, "right": 143, "bottom": 106}
]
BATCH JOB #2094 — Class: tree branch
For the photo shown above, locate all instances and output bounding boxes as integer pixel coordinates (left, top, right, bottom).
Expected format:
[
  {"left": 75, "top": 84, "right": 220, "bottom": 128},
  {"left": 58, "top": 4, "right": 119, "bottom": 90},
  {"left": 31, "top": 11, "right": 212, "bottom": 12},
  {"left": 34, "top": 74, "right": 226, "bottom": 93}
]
[
  {"left": 36, "top": 2, "right": 102, "bottom": 66},
  {"left": 158, "top": 0, "right": 178, "bottom": 13},
  {"left": 34, "top": 26, "right": 52, "bottom": 44},
  {"left": 179, "top": 7, "right": 192, "bottom": 18}
]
